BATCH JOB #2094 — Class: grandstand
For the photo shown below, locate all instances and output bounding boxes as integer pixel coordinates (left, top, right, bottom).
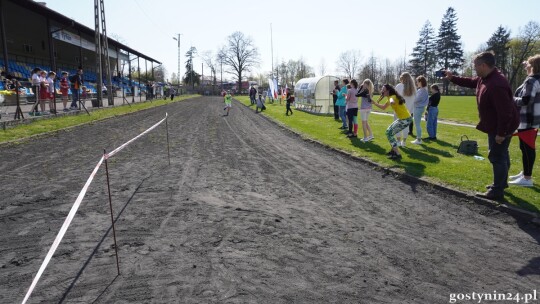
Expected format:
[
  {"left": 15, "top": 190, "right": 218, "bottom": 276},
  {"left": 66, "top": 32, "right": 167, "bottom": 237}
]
[{"left": 0, "top": 0, "right": 161, "bottom": 105}]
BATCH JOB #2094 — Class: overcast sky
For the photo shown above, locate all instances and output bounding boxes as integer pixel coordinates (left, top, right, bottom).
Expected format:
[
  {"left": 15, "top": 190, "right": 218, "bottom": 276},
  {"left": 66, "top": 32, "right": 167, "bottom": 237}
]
[{"left": 42, "top": 0, "right": 540, "bottom": 81}]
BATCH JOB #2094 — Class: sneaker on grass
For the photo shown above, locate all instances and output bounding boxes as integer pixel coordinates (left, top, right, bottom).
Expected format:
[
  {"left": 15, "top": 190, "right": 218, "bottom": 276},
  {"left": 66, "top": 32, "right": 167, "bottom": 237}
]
[
  {"left": 509, "top": 171, "right": 524, "bottom": 180},
  {"left": 508, "top": 176, "right": 533, "bottom": 187}
]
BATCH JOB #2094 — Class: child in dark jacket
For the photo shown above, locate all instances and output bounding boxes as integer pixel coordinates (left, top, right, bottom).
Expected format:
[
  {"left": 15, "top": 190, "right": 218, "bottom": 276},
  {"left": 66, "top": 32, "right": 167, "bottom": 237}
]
[
  {"left": 285, "top": 88, "right": 294, "bottom": 116},
  {"left": 426, "top": 84, "right": 441, "bottom": 140}
]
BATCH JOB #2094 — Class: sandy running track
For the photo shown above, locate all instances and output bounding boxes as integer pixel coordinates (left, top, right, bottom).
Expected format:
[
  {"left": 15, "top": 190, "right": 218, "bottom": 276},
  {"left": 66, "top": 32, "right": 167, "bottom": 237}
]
[{"left": 0, "top": 96, "right": 539, "bottom": 303}]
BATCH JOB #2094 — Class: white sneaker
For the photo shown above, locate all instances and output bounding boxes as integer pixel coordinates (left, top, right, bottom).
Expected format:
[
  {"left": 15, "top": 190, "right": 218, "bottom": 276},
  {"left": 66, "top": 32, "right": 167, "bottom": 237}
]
[
  {"left": 508, "top": 176, "right": 533, "bottom": 187},
  {"left": 400, "top": 140, "right": 406, "bottom": 147},
  {"left": 367, "top": 135, "right": 374, "bottom": 141},
  {"left": 411, "top": 139, "right": 422, "bottom": 145},
  {"left": 509, "top": 171, "right": 524, "bottom": 180}
]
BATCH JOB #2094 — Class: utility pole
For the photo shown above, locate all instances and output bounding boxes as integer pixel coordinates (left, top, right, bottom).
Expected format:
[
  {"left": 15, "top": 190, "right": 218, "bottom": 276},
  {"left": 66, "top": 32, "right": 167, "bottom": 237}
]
[
  {"left": 172, "top": 34, "right": 181, "bottom": 86},
  {"left": 270, "top": 23, "right": 274, "bottom": 78},
  {"left": 94, "top": 0, "right": 113, "bottom": 106}
]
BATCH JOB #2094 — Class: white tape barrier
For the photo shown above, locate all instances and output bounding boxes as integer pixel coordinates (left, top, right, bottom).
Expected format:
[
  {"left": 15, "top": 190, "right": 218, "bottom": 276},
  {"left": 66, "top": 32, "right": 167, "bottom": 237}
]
[
  {"left": 21, "top": 156, "right": 104, "bottom": 304},
  {"left": 106, "top": 113, "right": 168, "bottom": 159},
  {"left": 21, "top": 113, "right": 168, "bottom": 304}
]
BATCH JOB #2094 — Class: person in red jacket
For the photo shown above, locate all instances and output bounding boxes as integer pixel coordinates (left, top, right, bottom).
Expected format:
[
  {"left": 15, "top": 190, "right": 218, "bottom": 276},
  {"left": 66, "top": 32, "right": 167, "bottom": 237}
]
[
  {"left": 445, "top": 51, "right": 519, "bottom": 200},
  {"left": 59, "top": 71, "right": 70, "bottom": 112}
]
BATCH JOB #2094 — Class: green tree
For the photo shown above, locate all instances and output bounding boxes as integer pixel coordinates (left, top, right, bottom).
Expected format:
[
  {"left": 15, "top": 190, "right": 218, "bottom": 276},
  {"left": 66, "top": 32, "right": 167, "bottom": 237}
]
[
  {"left": 436, "top": 7, "right": 464, "bottom": 94},
  {"left": 183, "top": 46, "right": 200, "bottom": 88},
  {"left": 409, "top": 20, "right": 437, "bottom": 77},
  {"left": 486, "top": 25, "right": 511, "bottom": 76}
]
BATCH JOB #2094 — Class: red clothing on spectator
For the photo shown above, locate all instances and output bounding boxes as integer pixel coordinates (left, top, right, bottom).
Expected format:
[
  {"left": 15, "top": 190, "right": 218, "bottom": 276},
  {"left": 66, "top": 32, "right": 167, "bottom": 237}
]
[
  {"left": 39, "top": 82, "right": 49, "bottom": 101},
  {"left": 450, "top": 68, "right": 519, "bottom": 137},
  {"left": 60, "top": 76, "right": 69, "bottom": 96}
]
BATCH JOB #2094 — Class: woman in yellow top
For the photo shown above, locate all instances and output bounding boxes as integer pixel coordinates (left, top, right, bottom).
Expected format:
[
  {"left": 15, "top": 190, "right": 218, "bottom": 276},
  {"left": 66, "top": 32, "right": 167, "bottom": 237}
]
[{"left": 372, "top": 84, "right": 413, "bottom": 160}]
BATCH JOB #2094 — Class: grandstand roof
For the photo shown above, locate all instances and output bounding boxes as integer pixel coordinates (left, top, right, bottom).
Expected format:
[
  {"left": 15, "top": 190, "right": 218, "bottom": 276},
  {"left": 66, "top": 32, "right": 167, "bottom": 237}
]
[{"left": 11, "top": 0, "right": 161, "bottom": 64}]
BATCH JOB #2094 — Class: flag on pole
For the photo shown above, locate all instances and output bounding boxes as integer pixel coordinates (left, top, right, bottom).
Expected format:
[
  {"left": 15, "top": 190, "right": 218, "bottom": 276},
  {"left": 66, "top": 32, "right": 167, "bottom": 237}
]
[
  {"left": 273, "top": 78, "right": 278, "bottom": 99},
  {"left": 268, "top": 78, "right": 274, "bottom": 100}
]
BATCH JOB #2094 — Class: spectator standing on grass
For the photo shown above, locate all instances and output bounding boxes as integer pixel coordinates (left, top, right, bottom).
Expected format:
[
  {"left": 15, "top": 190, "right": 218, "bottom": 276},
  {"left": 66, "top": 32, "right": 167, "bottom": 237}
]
[
  {"left": 372, "top": 84, "right": 412, "bottom": 160},
  {"left": 357, "top": 79, "right": 375, "bottom": 142},
  {"left": 170, "top": 87, "right": 175, "bottom": 101},
  {"left": 223, "top": 90, "right": 232, "bottom": 116},
  {"left": 69, "top": 68, "right": 83, "bottom": 110},
  {"left": 249, "top": 85, "right": 257, "bottom": 105},
  {"left": 426, "top": 84, "right": 441, "bottom": 140},
  {"left": 30, "top": 67, "right": 41, "bottom": 116},
  {"left": 411, "top": 75, "right": 429, "bottom": 145},
  {"left": 446, "top": 51, "right": 519, "bottom": 200},
  {"left": 332, "top": 80, "right": 340, "bottom": 120},
  {"left": 395, "top": 72, "right": 416, "bottom": 146},
  {"left": 336, "top": 79, "right": 348, "bottom": 129},
  {"left": 46, "top": 71, "right": 56, "bottom": 114},
  {"left": 508, "top": 54, "right": 540, "bottom": 187},
  {"left": 60, "top": 71, "right": 70, "bottom": 112},
  {"left": 285, "top": 88, "right": 294, "bottom": 116},
  {"left": 345, "top": 79, "right": 360, "bottom": 138}
]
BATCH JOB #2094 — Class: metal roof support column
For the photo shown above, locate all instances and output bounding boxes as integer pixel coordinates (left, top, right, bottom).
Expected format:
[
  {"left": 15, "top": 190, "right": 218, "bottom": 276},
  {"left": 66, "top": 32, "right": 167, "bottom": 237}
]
[{"left": 0, "top": 0, "right": 9, "bottom": 74}]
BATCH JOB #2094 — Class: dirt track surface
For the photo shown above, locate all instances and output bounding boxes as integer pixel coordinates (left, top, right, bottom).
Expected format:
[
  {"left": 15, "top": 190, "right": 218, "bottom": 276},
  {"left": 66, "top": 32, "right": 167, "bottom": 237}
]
[{"left": 1, "top": 96, "right": 539, "bottom": 303}]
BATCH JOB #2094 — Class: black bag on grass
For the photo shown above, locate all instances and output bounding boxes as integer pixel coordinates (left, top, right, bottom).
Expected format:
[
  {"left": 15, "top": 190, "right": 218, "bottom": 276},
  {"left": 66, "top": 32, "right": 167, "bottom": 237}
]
[{"left": 457, "top": 135, "right": 478, "bottom": 155}]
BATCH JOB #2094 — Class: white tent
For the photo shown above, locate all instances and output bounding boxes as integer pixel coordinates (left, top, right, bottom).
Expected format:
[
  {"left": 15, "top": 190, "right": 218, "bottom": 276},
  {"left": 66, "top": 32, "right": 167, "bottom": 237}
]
[{"left": 294, "top": 76, "right": 339, "bottom": 114}]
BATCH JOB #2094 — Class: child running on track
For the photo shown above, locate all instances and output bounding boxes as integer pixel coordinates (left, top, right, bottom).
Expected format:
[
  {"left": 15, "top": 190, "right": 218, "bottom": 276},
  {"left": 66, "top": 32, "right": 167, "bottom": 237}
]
[
  {"left": 223, "top": 90, "right": 232, "bottom": 116},
  {"left": 372, "top": 84, "right": 412, "bottom": 160}
]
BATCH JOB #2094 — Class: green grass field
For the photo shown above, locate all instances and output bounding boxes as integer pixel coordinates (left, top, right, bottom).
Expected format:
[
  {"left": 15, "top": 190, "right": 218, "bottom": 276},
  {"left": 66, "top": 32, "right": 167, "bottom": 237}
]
[
  {"left": 372, "top": 94, "right": 479, "bottom": 125},
  {"left": 0, "top": 95, "right": 198, "bottom": 143},
  {"left": 238, "top": 96, "right": 540, "bottom": 213}
]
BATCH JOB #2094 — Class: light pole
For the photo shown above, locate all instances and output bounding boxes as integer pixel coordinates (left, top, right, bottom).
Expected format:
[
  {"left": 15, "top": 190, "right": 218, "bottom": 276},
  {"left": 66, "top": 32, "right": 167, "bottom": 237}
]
[
  {"left": 218, "top": 53, "right": 224, "bottom": 92},
  {"left": 172, "top": 34, "right": 182, "bottom": 88}
]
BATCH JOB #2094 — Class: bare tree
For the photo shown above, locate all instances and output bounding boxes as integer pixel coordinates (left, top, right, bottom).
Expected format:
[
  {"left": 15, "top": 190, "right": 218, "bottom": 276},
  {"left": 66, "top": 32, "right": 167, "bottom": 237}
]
[
  {"left": 319, "top": 58, "right": 327, "bottom": 76},
  {"left": 277, "top": 60, "right": 290, "bottom": 87},
  {"left": 366, "top": 53, "right": 380, "bottom": 87},
  {"left": 287, "top": 60, "right": 300, "bottom": 87},
  {"left": 296, "top": 58, "right": 315, "bottom": 81},
  {"left": 508, "top": 21, "right": 540, "bottom": 88},
  {"left": 380, "top": 58, "right": 397, "bottom": 85},
  {"left": 219, "top": 31, "right": 260, "bottom": 93},
  {"left": 201, "top": 50, "right": 217, "bottom": 93},
  {"left": 337, "top": 50, "right": 362, "bottom": 79}
]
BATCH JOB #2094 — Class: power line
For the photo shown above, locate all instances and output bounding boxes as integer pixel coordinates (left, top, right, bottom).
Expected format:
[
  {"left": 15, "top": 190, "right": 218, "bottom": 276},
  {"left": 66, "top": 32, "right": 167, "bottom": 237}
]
[{"left": 132, "top": 0, "right": 174, "bottom": 40}]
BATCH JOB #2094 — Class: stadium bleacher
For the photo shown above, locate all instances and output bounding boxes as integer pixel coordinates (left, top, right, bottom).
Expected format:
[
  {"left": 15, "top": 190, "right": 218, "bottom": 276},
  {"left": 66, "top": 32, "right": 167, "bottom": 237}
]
[{"left": 1, "top": 59, "right": 146, "bottom": 97}]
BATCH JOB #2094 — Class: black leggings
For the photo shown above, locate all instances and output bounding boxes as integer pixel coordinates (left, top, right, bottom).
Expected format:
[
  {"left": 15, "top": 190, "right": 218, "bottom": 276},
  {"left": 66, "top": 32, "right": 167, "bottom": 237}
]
[
  {"left": 347, "top": 108, "right": 358, "bottom": 133},
  {"left": 519, "top": 131, "right": 537, "bottom": 176},
  {"left": 286, "top": 102, "right": 293, "bottom": 115}
]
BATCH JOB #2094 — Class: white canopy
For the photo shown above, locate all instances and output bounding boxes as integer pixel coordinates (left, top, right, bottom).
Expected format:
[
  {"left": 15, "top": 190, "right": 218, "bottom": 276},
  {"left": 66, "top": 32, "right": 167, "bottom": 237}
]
[{"left": 294, "top": 75, "right": 339, "bottom": 114}]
